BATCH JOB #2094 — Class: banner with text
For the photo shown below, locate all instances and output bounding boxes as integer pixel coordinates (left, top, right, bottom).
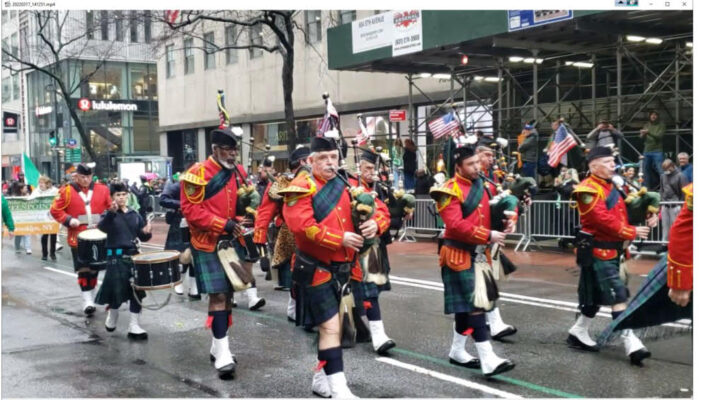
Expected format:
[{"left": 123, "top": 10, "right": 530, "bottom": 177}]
[
  {"left": 392, "top": 10, "right": 422, "bottom": 57},
  {"left": 352, "top": 12, "right": 393, "bottom": 54},
  {"left": 3, "top": 195, "right": 60, "bottom": 236}
]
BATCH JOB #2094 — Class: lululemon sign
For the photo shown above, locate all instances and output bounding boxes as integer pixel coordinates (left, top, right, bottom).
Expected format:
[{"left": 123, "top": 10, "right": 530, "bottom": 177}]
[{"left": 78, "top": 98, "right": 91, "bottom": 111}]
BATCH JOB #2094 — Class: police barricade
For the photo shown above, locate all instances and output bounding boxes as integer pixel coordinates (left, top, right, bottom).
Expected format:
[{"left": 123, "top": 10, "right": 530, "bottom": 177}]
[
  {"left": 521, "top": 199, "right": 681, "bottom": 253},
  {"left": 150, "top": 195, "right": 167, "bottom": 218}
]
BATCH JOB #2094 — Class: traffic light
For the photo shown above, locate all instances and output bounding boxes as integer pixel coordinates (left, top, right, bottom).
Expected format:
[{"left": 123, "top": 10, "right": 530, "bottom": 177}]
[{"left": 48, "top": 131, "right": 57, "bottom": 147}]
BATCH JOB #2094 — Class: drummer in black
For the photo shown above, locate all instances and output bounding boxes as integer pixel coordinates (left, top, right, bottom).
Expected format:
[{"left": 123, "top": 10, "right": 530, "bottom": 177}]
[{"left": 95, "top": 183, "right": 153, "bottom": 340}]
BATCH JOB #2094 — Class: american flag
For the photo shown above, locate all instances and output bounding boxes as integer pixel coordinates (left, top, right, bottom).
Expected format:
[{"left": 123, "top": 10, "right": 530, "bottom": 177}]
[
  {"left": 428, "top": 112, "right": 461, "bottom": 140},
  {"left": 547, "top": 124, "right": 577, "bottom": 167},
  {"left": 317, "top": 97, "right": 339, "bottom": 136}
]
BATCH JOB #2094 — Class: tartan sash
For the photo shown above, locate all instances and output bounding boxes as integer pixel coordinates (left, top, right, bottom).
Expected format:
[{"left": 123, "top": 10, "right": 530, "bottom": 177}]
[
  {"left": 605, "top": 186, "right": 621, "bottom": 210},
  {"left": 205, "top": 168, "right": 234, "bottom": 200},
  {"left": 313, "top": 176, "right": 346, "bottom": 222},
  {"left": 461, "top": 177, "right": 484, "bottom": 218}
]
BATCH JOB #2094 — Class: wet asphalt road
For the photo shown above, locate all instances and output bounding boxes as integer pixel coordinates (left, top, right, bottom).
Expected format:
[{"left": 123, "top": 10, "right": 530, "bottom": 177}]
[{"left": 1, "top": 235, "right": 693, "bottom": 398}]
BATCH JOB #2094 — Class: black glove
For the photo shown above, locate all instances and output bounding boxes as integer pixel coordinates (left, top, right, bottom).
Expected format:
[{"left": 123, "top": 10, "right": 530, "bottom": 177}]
[{"left": 224, "top": 219, "right": 238, "bottom": 234}]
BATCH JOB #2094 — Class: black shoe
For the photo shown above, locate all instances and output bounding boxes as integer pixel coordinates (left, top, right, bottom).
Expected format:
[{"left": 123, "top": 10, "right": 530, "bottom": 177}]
[
  {"left": 188, "top": 293, "right": 202, "bottom": 300},
  {"left": 249, "top": 298, "right": 266, "bottom": 311},
  {"left": 485, "top": 360, "right": 515, "bottom": 377},
  {"left": 629, "top": 349, "right": 651, "bottom": 367},
  {"left": 127, "top": 332, "right": 148, "bottom": 340},
  {"left": 376, "top": 340, "right": 396, "bottom": 355},
  {"left": 217, "top": 362, "right": 236, "bottom": 380},
  {"left": 210, "top": 354, "right": 216, "bottom": 362},
  {"left": 566, "top": 334, "right": 599, "bottom": 352},
  {"left": 50, "top": 255, "right": 57, "bottom": 261},
  {"left": 84, "top": 305, "right": 96, "bottom": 316},
  {"left": 106, "top": 325, "right": 116, "bottom": 332},
  {"left": 41, "top": 256, "right": 48, "bottom": 261},
  {"left": 491, "top": 326, "right": 518, "bottom": 341},
  {"left": 231, "top": 299, "right": 238, "bottom": 308},
  {"left": 449, "top": 357, "right": 481, "bottom": 369}
]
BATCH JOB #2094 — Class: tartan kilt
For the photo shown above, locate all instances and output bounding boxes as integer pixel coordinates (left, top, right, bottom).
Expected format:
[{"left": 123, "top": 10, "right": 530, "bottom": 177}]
[
  {"left": 441, "top": 265, "right": 481, "bottom": 314},
  {"left": 300, "top": 268, "right": 364, "bottom": 328},
  {"left": 164, "top": 223, "right": 188, "bottom": 252},
  {"left": 95, "top": 255, "right": 145, "bottom": 309},
  {"left": 578, "top": 256, "right": 629, "bottom": 307},
  {"left": 192, "top": 246, "right": 245, "bottom": 294}
]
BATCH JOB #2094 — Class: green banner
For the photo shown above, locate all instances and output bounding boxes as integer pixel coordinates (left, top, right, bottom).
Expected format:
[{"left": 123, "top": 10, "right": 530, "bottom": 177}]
[{"left": 3, "top": 195, "right": 60, "bottom": 236}]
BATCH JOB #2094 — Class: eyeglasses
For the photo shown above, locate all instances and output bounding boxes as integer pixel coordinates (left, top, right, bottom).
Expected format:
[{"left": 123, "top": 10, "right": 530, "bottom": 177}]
[{"left": 216, "top": 146, "right": 237, "bottom": 153}]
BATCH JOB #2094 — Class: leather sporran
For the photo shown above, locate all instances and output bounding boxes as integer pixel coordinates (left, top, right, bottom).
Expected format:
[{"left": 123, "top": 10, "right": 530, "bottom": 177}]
[
  {"left": 217, "top": 240, "right": 254, "bottom": 291},
  {"left": 339, "top": 282, "right": 356, "bottom": 348}
]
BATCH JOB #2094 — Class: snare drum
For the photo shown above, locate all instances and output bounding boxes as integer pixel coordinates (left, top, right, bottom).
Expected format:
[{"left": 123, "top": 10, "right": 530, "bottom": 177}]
[
  {"left": 77, "top": 229, "right": 107, "bottom": 269},
  {"left": 131, "top": 251, "right": 182, "bottom": 290}
]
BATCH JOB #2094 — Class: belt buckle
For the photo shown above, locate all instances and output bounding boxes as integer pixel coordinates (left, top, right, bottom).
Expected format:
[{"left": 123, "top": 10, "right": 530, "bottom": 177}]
[{"left": 338, "top": 263, "right": 351, "bottom": 274}]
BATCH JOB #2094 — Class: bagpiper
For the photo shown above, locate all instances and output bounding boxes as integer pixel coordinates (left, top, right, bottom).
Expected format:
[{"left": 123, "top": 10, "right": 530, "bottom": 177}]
[{"left": 568, "top": 146, "right": 653, "bottom": 365}]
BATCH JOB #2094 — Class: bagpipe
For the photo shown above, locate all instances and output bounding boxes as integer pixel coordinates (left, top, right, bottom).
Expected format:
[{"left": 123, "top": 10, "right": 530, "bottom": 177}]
[
  {"left": 369, "top": 143, "right": 416, "bottom": 230},
  {"left": 213, "top": 90, "right": 261, "bottom": 289}
]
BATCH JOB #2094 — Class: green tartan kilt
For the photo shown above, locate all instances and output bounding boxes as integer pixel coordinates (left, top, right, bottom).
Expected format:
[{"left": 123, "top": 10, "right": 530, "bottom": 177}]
[
  {"left": 300, "top": 269, "right": 364, "bottom": 328},
  {"left": 441, "top": 265, "right": 481, "bottom": 314},
  {"left": 191, "top": 244, "right": 249, "bottom": 295},
  {"left": 95, "top": 256, "right": 145, "bottom": 309},
  {"left": 578, "top": 256, "right": 629, "bottom": 307}
]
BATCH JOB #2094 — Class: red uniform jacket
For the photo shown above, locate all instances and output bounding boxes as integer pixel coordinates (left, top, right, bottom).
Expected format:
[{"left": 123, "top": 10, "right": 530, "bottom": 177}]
[
  {"left": 253, "top": 181, "right": 281, "bottom": 244},
  {"left": 50, "top": 182, "right": 111, "bottom": 248},
  {"left": 180, "top": 157, "right": 247, "bottom": 252},
  {"left": 667, "top": 183, "right": 692, "bottom": 290},
  {"left": 573, "top": 174, "right": 636, "bottom": 261},
  {"left": 282, "top": 172, "right": 387, "bottom": 285}
]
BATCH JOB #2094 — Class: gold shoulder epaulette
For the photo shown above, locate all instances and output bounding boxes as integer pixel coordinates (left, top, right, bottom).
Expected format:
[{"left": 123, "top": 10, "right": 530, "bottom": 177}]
[
  {"left": 683, "top": 183, "right": 693, "bottom": 211},
  {"left": 429, "top": 179, "right": 461, "bottom": 211},
  {"left": 181, "top": 163, "right": 207, "bottom": 186},
  {"left": 279, "top": 175, "right": 316, "bottom": 206}
]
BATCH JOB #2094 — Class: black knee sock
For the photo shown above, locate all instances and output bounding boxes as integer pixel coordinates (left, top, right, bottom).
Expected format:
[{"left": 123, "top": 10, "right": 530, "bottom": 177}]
[
  {"left": 188, "top": 264, "right": 195, "bottom": 277},
  {"left": 455, "top": 312, "right": 471, "bottom": 335},
  {"left": 77, "top": 272, "right": 93, "bottom": 292},
  {"left": 467, "top": 313, "right": 490, "bottom": 342},
  {"left": 580, "top": 305, "right": 600, "bottom": 318},
  {"left": 611, "top": 310, "right": 623, "bottom": 320},
  {"left": 318, "top": 346, "right": 343, "bottom": 375},
  {"left": 129, "top": 298, "right": 142, "bottom": 313},
  {"left": 365, "top": 297, "right": 381, "bottom": 321},
  {"left": 209, "top": 310, "right": 230, "bottom": 339}
]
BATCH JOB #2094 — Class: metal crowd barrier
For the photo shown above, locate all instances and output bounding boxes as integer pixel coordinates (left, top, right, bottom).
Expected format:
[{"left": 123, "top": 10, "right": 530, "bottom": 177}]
[
  {"left": 149, "top": 195, "right": 167, "bottom": 218},
  {"left": 403, "top": 197, "right": 681, "bottom": 254}
]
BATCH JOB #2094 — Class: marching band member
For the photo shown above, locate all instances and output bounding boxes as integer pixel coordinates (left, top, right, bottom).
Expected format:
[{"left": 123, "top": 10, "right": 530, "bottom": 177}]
[
  {"left": 355, "top": 148, "right": 395, "bottom": 354},
  {"left": 95, "top": 183, "right": 152, "bottom": 339},
  {"left": 430, "top": 145, "right": 516, "bottom": 377},
  {"left": 50, "top": 163, "right": 112, "bottom": 315},
  {"left": 160, "top": 175, "right": 200, "bottom": 299},
  {"left": 254, "top": 145, "right": 311, "bottom": 321},
  {"left": 180, "top": 126, "right": 259, "bottom": 379},
  {"left": 569, "top": 147, "right": 653, "bottom": 365},
  {"left": 667, "top": 183, "right": 692, "bottom": 306},
  {"left": 476, "top": 146, "right": 517, "bottom": 340},
  {"left": 282, "top": 137, "right": 383, "bottom": 398}
]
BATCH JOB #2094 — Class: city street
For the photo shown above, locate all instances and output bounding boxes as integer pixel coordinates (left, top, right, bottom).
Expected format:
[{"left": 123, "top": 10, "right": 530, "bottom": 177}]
[{"left": 1, "top": 223, "right": 692, "bottom": 398}]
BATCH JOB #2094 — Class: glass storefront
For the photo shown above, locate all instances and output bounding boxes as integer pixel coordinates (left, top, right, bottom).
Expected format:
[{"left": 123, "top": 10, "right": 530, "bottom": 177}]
[{"left": 27, "top": 60, "right": 159, "bottom": 179}]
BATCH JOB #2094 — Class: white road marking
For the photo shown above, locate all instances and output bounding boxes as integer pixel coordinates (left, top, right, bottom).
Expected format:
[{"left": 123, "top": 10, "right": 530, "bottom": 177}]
[
  {"left": 42, "top": 266, "right": 103, "bottom": 285},
  {"left": 376, "top": 357, "right": 522, "bottom": 398}
]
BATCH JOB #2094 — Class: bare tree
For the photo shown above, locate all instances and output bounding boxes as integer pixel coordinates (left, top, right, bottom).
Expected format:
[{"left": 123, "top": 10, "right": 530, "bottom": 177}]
[
  {"left": 2, "top": 10, "right": 122, "bottom": 164},
  {"left": 154, "top": 10, "right": 318, "bottom": 154}
]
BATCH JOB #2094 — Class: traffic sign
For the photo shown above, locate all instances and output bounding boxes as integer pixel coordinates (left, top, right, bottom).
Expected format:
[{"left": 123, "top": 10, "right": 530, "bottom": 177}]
[
  {"left": 66, "top": 138, "right": 78, "bottom": 149},
  {"left": 389, "top": 110, "right": 406, "bottom": 122}
]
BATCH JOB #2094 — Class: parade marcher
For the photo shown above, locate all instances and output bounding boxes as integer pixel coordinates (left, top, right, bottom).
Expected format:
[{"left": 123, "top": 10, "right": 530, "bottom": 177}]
[
  {"left": 95, "top": 183, "right": 152, "bottom": 339},
  {"left": 569, "top": 147, "right": 653, "bottom": 365},
  {"left": 667, "top": 183, "right": 692, "bottom": 306},
  {"left": 430, "top": 145, "right": 516, "bottom": 377},
  {"left": 476, "top": 146, "right": 518, "bottom": 340},
  {"left": 181, "top": 126, "right": 264, "bottom": 379},
  {"left": 50, "top": 163, "right": 112, "bottom": 315},
  {"left": 254, "top": 145, "right": 311, "bottom": 322},
  {"left": 282, "top": 137, "right": 383, "bottom": 398},
  {"left": 355, "top": 148, "right": 395, "bottom": 354},
  {"left": 160, "top": 174, "right": 199, "bottom": 299},
  {"left": 32, "top": 176, "right": 59, "bottom": 261},
  {"left": 256, "top": 156, "right": 275, "bottom": 199}
]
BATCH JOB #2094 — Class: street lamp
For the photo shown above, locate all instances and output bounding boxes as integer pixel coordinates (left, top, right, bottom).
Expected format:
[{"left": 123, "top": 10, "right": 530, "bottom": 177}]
[{"left": 45, "top": 83, "right": 61, "bottom": 183}]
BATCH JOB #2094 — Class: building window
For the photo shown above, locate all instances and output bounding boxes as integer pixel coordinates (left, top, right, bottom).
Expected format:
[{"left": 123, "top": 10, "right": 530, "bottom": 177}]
[
  {"left": 10, "top": 33, "right": 18, "bottom": 57},
  {"left": 1, "top": 11, "right": 8, "bottom": 24},
  {"left": 249, "top": 24, "right": 263, "bottom": 59},
  {"left": 130, "top": 11, "right": 139, "bottom": 43},
  {"left": 12, "top": 73, "right": 19, "bottom": 101},
  {"left": 203, "top": 31, "right": 215, "bottom": 70},
  {"left": 166, "top": 44, "right": 175, "bottom": 78},
  {"left": 305, "top": 11, "right": 321, "bottom": 43},
  {"left": 143, "top": 11, "right": 152, "bottom": 43},
  {"left": 2, "top": 77, "right": 10, "bottom": 102},
  {"left": 100, "top": 11, "right": 109, "bottom": 40},
  {"left": 339, "top": 10, "right": 356, "bottom": 25},
  {"left": 115, "top": 11, "right": 123, "bottom": 41},
  {"left": 86, "top": 11, "right": 94, "bottom": 39},
  {"left": 225, "top": 25, "right": 237, "bottom": 65},
  {"left": 184, "top": 38, "right": 194, "bottom": 74},
  {"left": 10, "top": 10, "right": 16, "bottom": 18}
]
